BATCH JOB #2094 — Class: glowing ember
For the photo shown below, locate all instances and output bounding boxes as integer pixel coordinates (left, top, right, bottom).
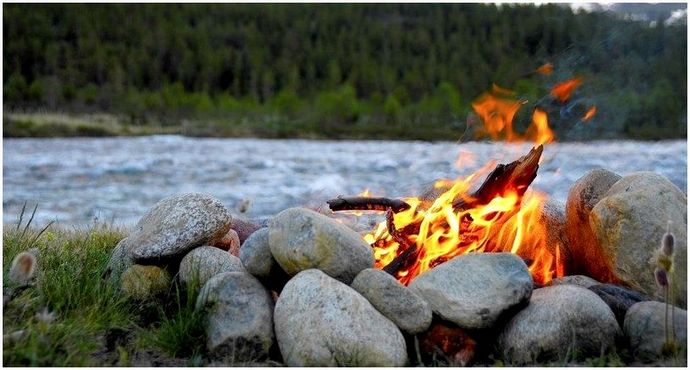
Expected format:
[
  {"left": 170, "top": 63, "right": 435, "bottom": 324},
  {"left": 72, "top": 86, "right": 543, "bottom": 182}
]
[
  {"left": 582, "top": 106, "right": 597, "bottom": 121},
  {"left": 551, "top": 77, "right": 582, "bottom": 103}
]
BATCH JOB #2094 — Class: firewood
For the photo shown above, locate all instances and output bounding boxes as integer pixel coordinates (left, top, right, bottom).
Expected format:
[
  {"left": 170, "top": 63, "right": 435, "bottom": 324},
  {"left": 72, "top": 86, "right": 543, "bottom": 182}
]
[
  {"left": 417, "top": 318, "right": 476, "bottom": 366},
  {"left": 327, "top": 196, "right": 411, "bottom": 213},
  {"left": 453, "top": 144, "right": 543, "bottom": 211},
  {"left": 382, "top": 145, "right": 544, "bottom": 278}
]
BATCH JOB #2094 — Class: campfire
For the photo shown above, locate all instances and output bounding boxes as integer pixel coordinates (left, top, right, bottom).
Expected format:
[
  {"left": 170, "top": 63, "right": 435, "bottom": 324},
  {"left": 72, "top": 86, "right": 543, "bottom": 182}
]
[{"left": 327, "top": 75, "right": 598, "bottom": 286}]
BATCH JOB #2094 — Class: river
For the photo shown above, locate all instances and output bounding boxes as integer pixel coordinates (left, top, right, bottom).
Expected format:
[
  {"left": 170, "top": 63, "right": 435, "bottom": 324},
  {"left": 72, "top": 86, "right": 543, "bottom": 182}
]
[{"left": 3, "top": 136, "right": 686, "bottom": 227}]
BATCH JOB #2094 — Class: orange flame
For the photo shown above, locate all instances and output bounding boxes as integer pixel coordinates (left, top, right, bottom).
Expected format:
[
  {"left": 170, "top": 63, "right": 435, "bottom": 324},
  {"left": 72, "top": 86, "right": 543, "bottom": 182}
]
[
  {"left": 551, "top": 77, "right": 582, "bottom": 103},
  {"left": 472, "top": 93, "right": 555, "bottom": 144},
  {"left": 582, "top": 106, "right": 597, "bottom": 121},
  {"left": 366, "top": 169, "right": 564, "bottom": 286},
  {"left": 535, "top": 63, "right": 554, "bottom": 75}
]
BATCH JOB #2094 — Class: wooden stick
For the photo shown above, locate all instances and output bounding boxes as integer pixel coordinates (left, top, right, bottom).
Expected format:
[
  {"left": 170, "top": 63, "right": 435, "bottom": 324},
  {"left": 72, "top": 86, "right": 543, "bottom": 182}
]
[{"left": 327, "top": 196, "right": 411, "bottom": 213}]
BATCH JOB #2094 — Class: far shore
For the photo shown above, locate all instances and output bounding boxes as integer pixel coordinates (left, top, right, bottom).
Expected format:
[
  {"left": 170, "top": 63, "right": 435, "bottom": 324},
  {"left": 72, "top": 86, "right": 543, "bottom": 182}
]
[{"left": 4, "top": 112, "right": 686, "bottom": 142}]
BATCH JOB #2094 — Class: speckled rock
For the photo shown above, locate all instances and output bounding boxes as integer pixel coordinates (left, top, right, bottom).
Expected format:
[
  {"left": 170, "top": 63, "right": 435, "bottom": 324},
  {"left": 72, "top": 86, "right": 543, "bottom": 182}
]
[
  {"left": 274, "top": 269, "right": 407, "bottom": 366},
  {"left": 498, "top": 285, "right": 621, "bottom": 364},
  {"left": 239, "top": 228, "right": 290, "bottom": 291},
  {"left": 105, "top": 238, "right": 133, "bottom": 280},
  {"left": 351, "top": 268, "right": 432, "bottom": 334},
  {"left": 548, "top": 275, "right": 600, "bottom": 289},
  {"left": 120, "top": 265, "right": 172, "bottom": 300},
  {"left": 409, "top": 253, "right": 532, "bottom": 329},
  {"left": 128, "top": 193, "right": 233, "bottom": 263},
  {"left": 624, "top": 301, "right": 687, "bottom": 362},
  {"left": 214, "top": 229, "right": 241, "bottom": 256},
  {"left": 178, "top": 246, "right": 245, "bottom": 289},
  {"left": 565, "top": 169, "right": 622, "bottom": 278},
  {"left": 196, "top": 272, "right": 274, "bottom": 361},
  {"left": 590, "top": 172, "right": 686, "bottom": 307},
  {"left": 268, "top": 207, "right": 374, "bottom": 284}
]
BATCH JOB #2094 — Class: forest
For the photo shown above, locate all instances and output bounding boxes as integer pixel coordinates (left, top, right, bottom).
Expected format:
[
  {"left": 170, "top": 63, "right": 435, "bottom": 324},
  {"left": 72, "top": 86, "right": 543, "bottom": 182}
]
[{"left": 3, "top": 3, "right": 687, "bottom": 140}]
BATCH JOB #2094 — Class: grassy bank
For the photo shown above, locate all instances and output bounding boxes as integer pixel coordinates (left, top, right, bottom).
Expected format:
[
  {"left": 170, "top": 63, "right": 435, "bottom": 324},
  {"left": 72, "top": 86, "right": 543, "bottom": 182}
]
[{"left": 2, "top": 222, "right": 215, "bottom": 366}]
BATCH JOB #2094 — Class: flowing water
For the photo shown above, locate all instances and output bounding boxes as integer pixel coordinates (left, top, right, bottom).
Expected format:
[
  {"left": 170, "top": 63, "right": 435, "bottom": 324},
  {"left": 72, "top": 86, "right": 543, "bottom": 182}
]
[{"left": 3, "top": 136, "right": 686, "bottom": 227}]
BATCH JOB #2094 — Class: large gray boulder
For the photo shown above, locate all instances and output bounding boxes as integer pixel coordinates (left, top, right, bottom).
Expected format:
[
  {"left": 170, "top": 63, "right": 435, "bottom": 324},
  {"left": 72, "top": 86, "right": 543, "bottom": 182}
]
[
  {"left": 565, "top": 169, "right": 621, "bottom": 277},
  {"left": 196, "top": 272, "right": 275, "bottom": 361},
  {"left": 624, "top": 301, "right": 687, "bottom": 362},
  {"left": 268, "top": 207, "right": 374, "bottom": 284},
  {"left": 498, "top": 285, "right": 621, "bottom": 364},
  {"left": 274, "top": 269, "right": 407, "bottom": 366},
  {"left": 409, "top": 253, "right": 532, "bottom": 329},
  {"left": 590, "top": 172, "right": 686, "bottom": 307},
  {"left": 127, "top": 193, "right": 233, "bottom": 263},
  {"left": 178, "top": 246, "right": 245, "bottom": 289},
  {"left": 351, "top": 268, "right": 432, "bottom": 334}
]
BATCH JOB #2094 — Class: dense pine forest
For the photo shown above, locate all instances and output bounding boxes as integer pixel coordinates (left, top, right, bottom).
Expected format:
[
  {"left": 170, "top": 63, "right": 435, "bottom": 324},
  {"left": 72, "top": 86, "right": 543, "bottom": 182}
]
[{"left": 3, "top": 3, "right": 687, "bottom": 140}]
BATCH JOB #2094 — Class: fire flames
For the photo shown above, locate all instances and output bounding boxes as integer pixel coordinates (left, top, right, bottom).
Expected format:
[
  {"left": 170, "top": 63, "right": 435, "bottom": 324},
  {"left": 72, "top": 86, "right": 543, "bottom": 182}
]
[
  {"left": 364, "top": 168, "right": 564, "bottom": 286},
  {"left": 362, "top": 75, "right": 582, "bottom": 286}
]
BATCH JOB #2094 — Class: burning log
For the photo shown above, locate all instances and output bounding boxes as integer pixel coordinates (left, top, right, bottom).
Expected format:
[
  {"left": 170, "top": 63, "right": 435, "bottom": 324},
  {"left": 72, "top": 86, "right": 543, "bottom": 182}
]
[
  {"left": 452, "top": 145, "right": 543, "bottom": 211},
  {"left": 381, "top": 145, "right": 544, "bottom": 279},
  {"left": 327, "top": 196, "right": 411, "bottom": 213}
]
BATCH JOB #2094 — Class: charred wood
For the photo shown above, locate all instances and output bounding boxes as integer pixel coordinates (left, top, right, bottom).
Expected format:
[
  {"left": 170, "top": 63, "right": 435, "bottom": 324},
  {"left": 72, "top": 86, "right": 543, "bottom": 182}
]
[{"left": 327, "top": 196, "right": 411, "bottom": 213}]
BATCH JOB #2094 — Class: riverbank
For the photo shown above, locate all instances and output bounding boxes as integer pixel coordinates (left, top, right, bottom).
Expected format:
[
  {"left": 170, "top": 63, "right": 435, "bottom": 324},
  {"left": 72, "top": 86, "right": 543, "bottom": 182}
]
[{"left": 3, "top": 112, "right": 463, "bottom": 141}]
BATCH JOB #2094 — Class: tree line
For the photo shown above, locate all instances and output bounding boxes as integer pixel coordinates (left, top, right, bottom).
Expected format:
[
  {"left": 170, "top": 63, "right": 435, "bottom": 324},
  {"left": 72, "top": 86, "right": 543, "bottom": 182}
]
[{"left": 3, "top": 3, "right": 686, "bottom": 140}]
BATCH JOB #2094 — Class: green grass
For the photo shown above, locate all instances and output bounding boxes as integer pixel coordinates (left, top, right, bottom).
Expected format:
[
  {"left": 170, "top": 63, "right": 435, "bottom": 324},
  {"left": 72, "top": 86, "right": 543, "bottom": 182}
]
[{"left": 2, "top": 211, "right": 208, "bottom": 366}]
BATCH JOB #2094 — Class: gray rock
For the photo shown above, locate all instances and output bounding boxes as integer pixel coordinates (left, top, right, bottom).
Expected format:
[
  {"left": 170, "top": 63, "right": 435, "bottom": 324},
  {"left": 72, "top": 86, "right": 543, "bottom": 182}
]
[
  {"left": 624, "top": 301, "right": 687, "bottom": 362},
  {"left": 128, "top": 193, "right": 233, "bottom": 263},
  {"left": 196, "top": 272, "right": 275, "bottom": 361},
  {"left": 590, "top": 172, "right": 687, "bottom": 307},
  {"left": 274, "top": 269, "right": 407, "bottom": 366},
  {"left": 498, "top": 285, "right": 621, "bottom": 364},
  {"left": 178, "top": 246, "right": 245, "bottom": 289},
  {"left": 409, "top": 253, "right": 532, "bottom": 329},
  {"left": 268, "top": 207, "right": 374, "bottom": 284},
  {"left": 120, "top": 265, "right": 172, "bottom": 300},
  {"left": 538, "top": 199, "right": 571, "bottom": 271},
  {"left": 351, "top": 268, "right": 432, "bottom": 334},
  {"left": 565, "top": 169, "right": 621, "bottom": 277},
  {"left": 549, "top": 275, "right": 600, "bottom": 289},
  {"left": 588, "top": 284, "right": 652, "bottom": 326},
  {"left": 239, "top": 228, "right": 274, "bottom": 279},
  {"left": 105, "top": 238, "right": 133, "bottom": 280}
]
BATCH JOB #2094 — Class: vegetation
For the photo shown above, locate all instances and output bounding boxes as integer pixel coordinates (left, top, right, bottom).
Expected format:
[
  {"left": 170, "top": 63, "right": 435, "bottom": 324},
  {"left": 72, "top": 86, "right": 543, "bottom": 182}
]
[{"left": 3, "top": 4, "right": 686, "bottom": 140}]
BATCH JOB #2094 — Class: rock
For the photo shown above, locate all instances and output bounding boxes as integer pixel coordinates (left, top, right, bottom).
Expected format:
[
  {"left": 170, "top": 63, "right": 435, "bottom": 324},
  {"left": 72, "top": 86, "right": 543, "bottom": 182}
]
[
  {"left": 538, "top": 199, "right": 571, "bottom": 272},
  {"left": 105, "top": 238, "right": 133, "bottom": 280},
  {"left": 196, "top": 272, "right": 275, "bottom": 361},
  {"left": 178, "top": 246, "right": 245, "bottom": 289},
  {"left": 588, "top": 284, "right": 652, "bottom": 326},
  {"left": 624, "top": 301, "right": 687, "bottom": 362},
  {"left": 590, "top": 172, "right": 687, "bottom": 307},
  {"left": 274, "top": 269, "right": 407, "bottom": 366},
  {"left": 409, "top": 253, "right": 532, "bottom": 329},
  {"left": 213, "top": 229, "right": 241, "bottom": 256},
  {"left": 230, "top": 217, "right": 263, "bottom": 244},
  {"left": 239, "top": 228, "right": 290, "bottom": 291},
  {"left": 128, "top": 193, "right": 233, "bottom": 263},
  {"left": 268, "top": 207, "right": 374, "bottom": 284},
  {"left": 120, "top": 265, "right": 172, "bottom": 300},
  {"left": 239, "top": 228, "right": 273, "bottom": 278},
  {"left": 565, "top": 169, "right": 622, "bottom": 278},
  {"left": 350, "top": 268, "right": 432, "bottom": 334},
  {"left": 498, "top": 285, "right": 621, "bottom": 364},
  {"left": 549, "top": 274, "right": 600, "bottom": 289}
]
